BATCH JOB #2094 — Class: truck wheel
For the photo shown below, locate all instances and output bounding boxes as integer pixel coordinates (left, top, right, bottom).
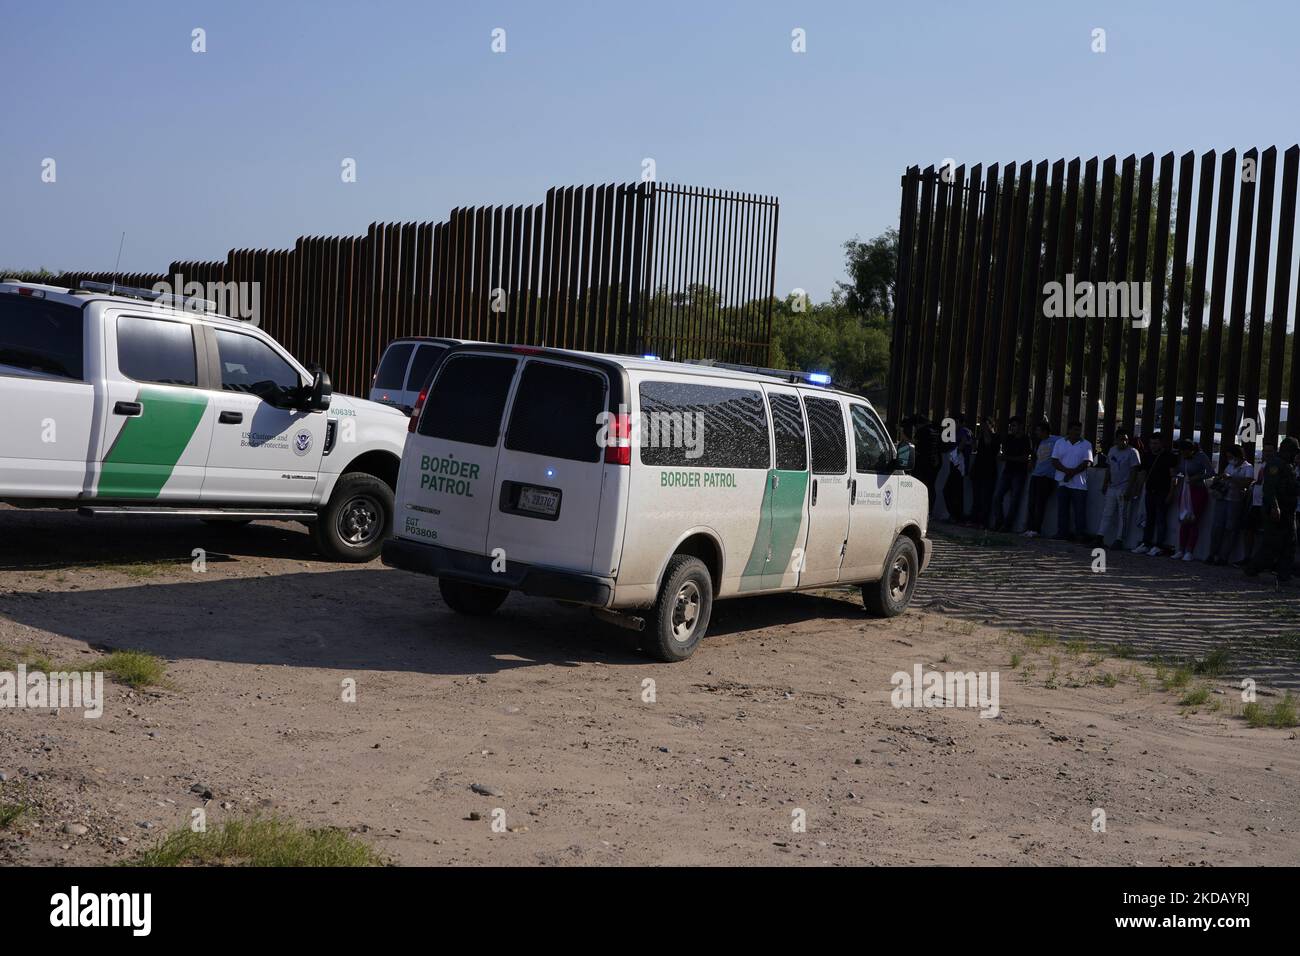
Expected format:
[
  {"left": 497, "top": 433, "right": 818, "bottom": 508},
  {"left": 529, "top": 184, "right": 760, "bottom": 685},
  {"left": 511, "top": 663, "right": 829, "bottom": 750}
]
[
  {"left": 862, "top": 536, "right": 919, "bottom": 617},
  {"left": 643, "top": 555, "right": 713, "bottom": 662},
  {"left": 311, "top": 472, "right": 393, "bottom": 562},
  {"left": 439, "top": 578, "right": 508, "bottom": 616}
]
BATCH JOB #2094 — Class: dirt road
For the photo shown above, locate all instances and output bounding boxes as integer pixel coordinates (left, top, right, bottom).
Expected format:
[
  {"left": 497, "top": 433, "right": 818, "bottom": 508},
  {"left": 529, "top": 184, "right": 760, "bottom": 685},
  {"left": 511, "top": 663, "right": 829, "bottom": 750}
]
[{"left": 1, "top": 508, "right": 1296, "bottom": 865}]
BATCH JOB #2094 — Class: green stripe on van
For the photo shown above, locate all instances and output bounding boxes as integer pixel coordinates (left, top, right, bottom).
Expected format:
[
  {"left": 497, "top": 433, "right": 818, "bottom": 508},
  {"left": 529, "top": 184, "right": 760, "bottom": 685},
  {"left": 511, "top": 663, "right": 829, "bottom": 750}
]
[
  {"left": 740, "top": 469, "right": 809, "bottom": 590},
  {"left": 99, "top": 387, "right": 208, "bottom": 499}
]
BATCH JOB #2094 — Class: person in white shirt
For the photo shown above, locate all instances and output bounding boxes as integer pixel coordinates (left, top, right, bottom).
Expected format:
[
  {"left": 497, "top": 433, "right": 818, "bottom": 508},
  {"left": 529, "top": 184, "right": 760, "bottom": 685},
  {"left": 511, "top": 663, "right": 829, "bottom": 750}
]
[
  {"left": 1098, "top": 428, "right": 1141, "bottom": 548},
  {"left": 1207, "top": 443, "right": 1254, "bottom": 565},
  {"left": 1051, "top": 420, "right": 1094, "bottom": 542}
]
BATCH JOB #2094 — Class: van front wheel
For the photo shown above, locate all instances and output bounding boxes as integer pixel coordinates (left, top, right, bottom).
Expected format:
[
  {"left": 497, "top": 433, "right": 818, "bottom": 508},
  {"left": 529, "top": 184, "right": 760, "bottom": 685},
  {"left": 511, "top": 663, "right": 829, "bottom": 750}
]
[
  {"left": 439, "top": 578, "right": 509, "bottom": 616},
  {"left": 862, "top": 536, "right": 918, "bottom": 617},
  {"left": 644, "top": 555, "right": 713, "bottom": 662}
]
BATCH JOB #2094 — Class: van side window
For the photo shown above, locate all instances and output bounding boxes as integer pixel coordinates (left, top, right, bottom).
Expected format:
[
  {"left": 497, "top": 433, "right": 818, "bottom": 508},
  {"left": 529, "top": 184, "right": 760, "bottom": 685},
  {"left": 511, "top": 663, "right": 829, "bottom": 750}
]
[
  {"left": 0, "top": 296, "right": 84, "bottom": 380},
  {"left": 851, "top": 404, "right": 894, "bottom": 473},
  {"left": 373, "top": 342, "right": 414, "bottom": 390},
  {"left": 405, "top": 344, "right": 445, "bottom": 392},
  {"left": 506, "top": 361, "right": 606, "bottom": 463},
  {"left": 769, "top": 393, "right": 807, "bottom": 471},
  {"left": 118, "top": 316, "right": 197, "bottom": 387},
  {"left": 804, "top": 396, "right": 847, "bottom": 475},
  {"left": 418, "top": 354, "right": 517, "bottom": 445},
  {"left": 638, "top": 381, "right": 770, "bottom": 469}
]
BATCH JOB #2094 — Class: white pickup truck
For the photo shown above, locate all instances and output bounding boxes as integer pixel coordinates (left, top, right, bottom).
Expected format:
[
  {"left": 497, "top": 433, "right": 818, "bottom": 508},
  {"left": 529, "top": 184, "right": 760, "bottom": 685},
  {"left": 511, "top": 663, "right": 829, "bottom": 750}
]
[{"left": 0, "top": 279, "right": 409, "bottom": 561}]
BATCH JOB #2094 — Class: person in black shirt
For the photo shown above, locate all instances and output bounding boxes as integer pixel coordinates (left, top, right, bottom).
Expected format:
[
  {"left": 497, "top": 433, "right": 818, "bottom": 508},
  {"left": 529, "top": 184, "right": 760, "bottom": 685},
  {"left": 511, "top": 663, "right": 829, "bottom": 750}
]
[
  {"left": 1245, "top": 437, "right": 1299, "bottom": 584},
  {"left": 970, "top": 415, "right": 1001, "bottom": 527},
  {"left": 1135, "top": 432, "right": 1178, "bottom": 555},
  {"left": 903, "top": 414, "right": 942, "bottom": 515},
  {"left": 989, "top": 415, "right": 1032, "bottom": 532}
]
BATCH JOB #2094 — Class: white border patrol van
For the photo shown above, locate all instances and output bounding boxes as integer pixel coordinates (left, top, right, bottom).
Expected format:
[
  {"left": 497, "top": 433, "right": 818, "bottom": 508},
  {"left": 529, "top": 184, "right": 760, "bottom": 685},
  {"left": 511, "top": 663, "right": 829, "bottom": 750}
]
[{"left": 382, "top": 344, "right": 930, "bottom": 660}]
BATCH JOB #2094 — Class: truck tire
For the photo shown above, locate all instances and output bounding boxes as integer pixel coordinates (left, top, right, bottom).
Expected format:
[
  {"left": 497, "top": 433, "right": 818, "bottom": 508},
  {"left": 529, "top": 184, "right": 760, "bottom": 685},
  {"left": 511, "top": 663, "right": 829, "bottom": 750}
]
[
  {"left": 439, "top": 578, "right": 508, "bottom": 616},
  {"left": 862, "top": 535, "right": 919, "bottom": 617},
  {"left": 311, "top": 472, "right": 393, "bottom": 562},
  {"left": 643, "top": 554, "right": 713, "bottom": 662}
]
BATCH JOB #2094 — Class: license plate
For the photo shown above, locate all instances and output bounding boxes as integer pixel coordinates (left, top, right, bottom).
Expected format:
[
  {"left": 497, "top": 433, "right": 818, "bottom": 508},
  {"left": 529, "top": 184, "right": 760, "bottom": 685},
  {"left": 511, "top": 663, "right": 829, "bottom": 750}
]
[{"left": 517, "top": 486, "right": 560, "bottom": 516}]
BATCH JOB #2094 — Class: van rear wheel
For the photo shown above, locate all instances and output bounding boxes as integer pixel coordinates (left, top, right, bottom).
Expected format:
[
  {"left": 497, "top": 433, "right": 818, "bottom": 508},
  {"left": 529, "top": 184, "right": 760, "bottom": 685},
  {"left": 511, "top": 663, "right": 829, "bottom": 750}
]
[
  {"left": 439, "top": 578, "right": 508, "bottom": 616},
  {"left": 643, "top": 555, "right": 713, "bottom": 662},
  {"left": 862, "top": 536, "right": 918, "bottom": 617}
]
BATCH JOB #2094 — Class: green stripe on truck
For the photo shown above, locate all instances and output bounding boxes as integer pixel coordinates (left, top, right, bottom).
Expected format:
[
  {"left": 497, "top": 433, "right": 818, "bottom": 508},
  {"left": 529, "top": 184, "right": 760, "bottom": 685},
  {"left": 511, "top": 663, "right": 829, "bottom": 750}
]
[{"left": 99, "top": 387, "right": 208, "bottom": 499}]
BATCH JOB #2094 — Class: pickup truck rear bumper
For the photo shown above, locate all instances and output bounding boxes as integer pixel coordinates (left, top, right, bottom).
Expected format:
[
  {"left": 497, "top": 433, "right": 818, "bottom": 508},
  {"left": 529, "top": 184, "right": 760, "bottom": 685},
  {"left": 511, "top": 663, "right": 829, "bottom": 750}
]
[{"left": 382, "top": 536, "right": 614, "bottom": 607}]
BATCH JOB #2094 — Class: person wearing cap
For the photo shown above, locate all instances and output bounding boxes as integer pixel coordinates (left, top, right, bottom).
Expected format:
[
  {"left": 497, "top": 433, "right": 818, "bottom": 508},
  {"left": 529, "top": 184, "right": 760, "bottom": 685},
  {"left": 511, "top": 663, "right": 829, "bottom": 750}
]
[{"left": 1245, "top": 436, "right": 1299, "bottom": 584}]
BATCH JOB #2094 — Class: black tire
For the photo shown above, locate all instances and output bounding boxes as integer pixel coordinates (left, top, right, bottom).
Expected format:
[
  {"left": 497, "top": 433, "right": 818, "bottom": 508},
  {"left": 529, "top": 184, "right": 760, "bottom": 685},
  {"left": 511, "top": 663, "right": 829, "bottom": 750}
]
[
  {"left": 439, "top": 578, "right": 508, "bottom": 616},
  {"left": 643, "top": 554, "right": 714, "bottom": 662},
  {"left": 862, "top": 536, "right": 919, "bottom": 617},
  {"left": 310, "top": 472, "right": 393, "bottom": 562}
]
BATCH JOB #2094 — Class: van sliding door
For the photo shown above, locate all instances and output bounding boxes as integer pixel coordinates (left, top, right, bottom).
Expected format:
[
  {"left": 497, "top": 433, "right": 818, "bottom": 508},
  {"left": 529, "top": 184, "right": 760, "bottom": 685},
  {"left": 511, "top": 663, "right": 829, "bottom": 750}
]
[{"left": 739, "top": 384, "right": 810, "bottom": 590}]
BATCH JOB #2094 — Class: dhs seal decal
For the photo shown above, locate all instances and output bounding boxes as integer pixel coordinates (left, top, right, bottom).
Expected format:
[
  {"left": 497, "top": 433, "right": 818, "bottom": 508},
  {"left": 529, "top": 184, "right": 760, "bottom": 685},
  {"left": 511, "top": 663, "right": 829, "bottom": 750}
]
[
  {"left": 293, "top": 428, "right": 314, "bottom": 457},
  {"left": 882, "top": 488, "right": 893, "bottom": 509}
]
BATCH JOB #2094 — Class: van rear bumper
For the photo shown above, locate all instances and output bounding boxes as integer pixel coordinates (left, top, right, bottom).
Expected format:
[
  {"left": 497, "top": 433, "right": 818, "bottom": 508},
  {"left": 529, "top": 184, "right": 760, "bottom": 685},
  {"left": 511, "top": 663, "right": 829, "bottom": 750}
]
[{"left": 382, "top": 537, "right": 614, "bottom": 606}]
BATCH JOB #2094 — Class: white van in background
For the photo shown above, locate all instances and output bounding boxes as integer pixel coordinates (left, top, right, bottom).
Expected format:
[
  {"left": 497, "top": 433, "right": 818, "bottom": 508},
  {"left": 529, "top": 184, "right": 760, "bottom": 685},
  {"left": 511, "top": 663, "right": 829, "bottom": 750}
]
[
  {"left": 382, "top": 345, "right": 931, "bottom": 661},
  {"left": 1146, "top": 395, "right": 1290, "bottom": 457},
  {"left": 369, "top": 337, "right": 462, "bottom": 414}
]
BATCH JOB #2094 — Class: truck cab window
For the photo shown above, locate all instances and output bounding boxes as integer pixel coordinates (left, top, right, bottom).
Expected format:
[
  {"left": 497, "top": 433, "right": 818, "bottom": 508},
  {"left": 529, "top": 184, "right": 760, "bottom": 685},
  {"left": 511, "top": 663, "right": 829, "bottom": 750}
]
[
  {"left": 117, "top": 316, "right": 197, "bottom": 386},
  {"left": 213, "top": 328, "right": 302, "bottom": 400}
]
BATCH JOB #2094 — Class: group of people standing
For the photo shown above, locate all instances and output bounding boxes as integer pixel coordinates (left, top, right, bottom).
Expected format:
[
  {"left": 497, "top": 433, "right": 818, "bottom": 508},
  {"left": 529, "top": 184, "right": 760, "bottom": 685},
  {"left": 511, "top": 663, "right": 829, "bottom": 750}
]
[{"left": 900, "top": 413, "right": 1300, "bottom": 585}]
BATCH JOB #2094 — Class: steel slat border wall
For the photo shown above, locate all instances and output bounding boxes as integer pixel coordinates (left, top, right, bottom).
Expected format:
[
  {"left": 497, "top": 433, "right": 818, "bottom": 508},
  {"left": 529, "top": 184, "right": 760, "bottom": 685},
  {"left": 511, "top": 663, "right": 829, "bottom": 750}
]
[
  {"left": 888, "top": 147, "right": 1300, "bottom": 456},
  {"left": 26, "top": 182, "right": 776, "bottom": 395}
]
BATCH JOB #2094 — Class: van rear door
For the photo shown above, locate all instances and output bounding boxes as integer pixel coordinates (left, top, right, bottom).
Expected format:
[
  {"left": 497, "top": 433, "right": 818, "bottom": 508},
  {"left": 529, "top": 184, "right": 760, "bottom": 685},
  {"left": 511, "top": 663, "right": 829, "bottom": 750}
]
[
  {"left": 398, "top": 352, "right": 520, "bottom": 554},
  {"left": 486, "top": 358, "right": 610, "bottom": 573}
]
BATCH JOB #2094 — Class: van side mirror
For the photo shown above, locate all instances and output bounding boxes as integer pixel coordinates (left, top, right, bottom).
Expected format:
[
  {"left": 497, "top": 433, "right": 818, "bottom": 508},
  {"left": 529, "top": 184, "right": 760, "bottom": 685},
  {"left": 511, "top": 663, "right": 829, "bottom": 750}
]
[
  {"left": 893, "top": 442, "right": 915, "bottom": 473},
  {"left": 307, "top": 370, "right": 332, "bottom": 411}
]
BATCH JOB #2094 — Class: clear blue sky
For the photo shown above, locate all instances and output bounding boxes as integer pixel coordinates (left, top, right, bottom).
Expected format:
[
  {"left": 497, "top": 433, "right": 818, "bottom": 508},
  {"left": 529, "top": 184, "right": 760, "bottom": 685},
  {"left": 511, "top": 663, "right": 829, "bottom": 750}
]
[{"left": 3, "top": 0, "right": 1299, "bottom": 302}]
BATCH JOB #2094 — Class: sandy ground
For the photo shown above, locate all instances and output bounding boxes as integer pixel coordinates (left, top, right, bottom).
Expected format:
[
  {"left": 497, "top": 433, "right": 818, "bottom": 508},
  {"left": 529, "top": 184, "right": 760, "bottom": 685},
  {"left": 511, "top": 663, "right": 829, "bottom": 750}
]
[{"left": 1, "top": 507, "right": 1297, "bottom": 866}]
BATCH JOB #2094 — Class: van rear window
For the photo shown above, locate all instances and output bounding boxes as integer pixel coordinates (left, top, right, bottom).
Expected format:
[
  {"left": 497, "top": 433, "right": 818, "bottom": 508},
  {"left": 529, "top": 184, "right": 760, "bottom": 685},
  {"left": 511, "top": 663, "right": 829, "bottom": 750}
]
[
  {"left": 506, "top": 361, "right": 606, "bottom": 463},
  {"left": 0, "top": 295, "right": 84, "bottom": 380},
  {"left": 374, "top": 342, "right": 414, "bottom": 390},
  {"left": 638, "top": 380, "right": 770, "bottom": 469},
  {"left": 418, "top": 354, "right": 517, "bottom": 445}
]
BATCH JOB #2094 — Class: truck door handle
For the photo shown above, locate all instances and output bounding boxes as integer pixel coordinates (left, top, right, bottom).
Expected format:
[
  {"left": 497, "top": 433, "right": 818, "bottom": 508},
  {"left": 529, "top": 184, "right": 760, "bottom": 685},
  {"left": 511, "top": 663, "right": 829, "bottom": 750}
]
[
  {"left": 113, "top": 401, "right": 142, "bottom": 417},
  {"left": 850, "top": 478, "right": 857, "bottom": 505},
  {"left": 219, "top": 411, "right": 244, "bottom": 424},
  {"left": 811, "top": 479, "right": 818, "bottom": 506}
]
